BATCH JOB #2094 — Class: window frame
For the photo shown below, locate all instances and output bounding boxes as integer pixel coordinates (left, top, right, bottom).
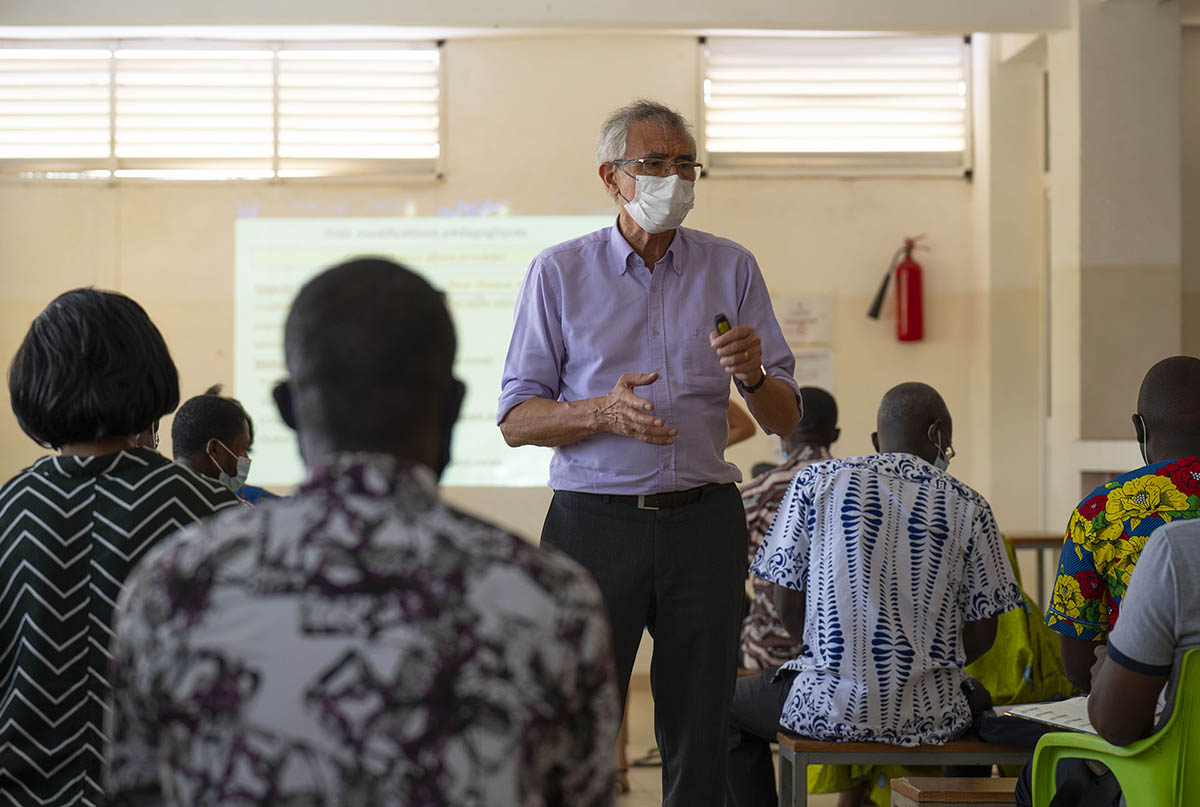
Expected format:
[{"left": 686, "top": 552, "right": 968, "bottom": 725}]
[
  {"left": 0, "top": 37, "right": 444, "bottom": 183},
  {"left": 697, "top": 34, "right": 974, "bottom": 179}
]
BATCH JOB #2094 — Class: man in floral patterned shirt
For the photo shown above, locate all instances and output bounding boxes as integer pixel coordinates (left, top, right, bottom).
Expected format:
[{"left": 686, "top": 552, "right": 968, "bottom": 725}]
[
  {"left": 105, "top": 258, "right": 619, "bottom": 807},
  {"left": 1047, "top": 355, "right": 1200, "bottom": 692}
]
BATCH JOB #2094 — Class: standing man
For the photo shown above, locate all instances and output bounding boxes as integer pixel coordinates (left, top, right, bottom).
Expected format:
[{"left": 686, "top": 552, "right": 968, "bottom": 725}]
[{"left": 498, "top": 99, "right": 801, "bottom": 805}]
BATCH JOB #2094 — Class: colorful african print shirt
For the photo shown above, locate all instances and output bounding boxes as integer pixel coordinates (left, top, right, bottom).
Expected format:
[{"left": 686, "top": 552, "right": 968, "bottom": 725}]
[
  {"left": 752, "top": 453, "right": 1023, "bottom": 746},
  {"left": 740, "top": 445, "right": 830, "bottom": 671},
  {"left": 106, "top": 454, "right": 618, "bottom": 807},
  {"left": 0, "top": 448, "right": 240, "bottom": 807},
  {"left": 1046, "top": 457, "right": 1200, "bottom": 642}
]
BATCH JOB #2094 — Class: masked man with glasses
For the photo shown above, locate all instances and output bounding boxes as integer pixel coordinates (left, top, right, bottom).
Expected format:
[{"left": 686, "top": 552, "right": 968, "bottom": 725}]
[{"left": 498, "top": 99, "right": 801, "bottom": 805}]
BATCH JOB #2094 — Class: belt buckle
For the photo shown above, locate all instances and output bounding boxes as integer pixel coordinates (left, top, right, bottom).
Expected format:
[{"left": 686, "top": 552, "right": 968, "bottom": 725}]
[{"left": 636, "top": 495, "right": 660, "bottom": 511}]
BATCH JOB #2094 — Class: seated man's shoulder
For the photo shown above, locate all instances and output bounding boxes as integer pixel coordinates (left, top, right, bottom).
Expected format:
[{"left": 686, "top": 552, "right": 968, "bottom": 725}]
[
  {"left": 823, "top": 453, "right": 920, "bottom": 483},
  {"left": 942, "top": 475, "right": 994, "bottom": 510},
  {"left": 1152, "top": 516, "right": 1200, "bottom": 554},
  {"left": 846, "top": 454, "right": 995, "bottom": 509},
  {"left": 440, "top": 503, "right": 604, "bottom": 598},
  {"left": 1073, "top": 459, "right": 1195, "bottom": 517},
  {"left": 132, "top": 455, "right": 243, "bottom": 509}
]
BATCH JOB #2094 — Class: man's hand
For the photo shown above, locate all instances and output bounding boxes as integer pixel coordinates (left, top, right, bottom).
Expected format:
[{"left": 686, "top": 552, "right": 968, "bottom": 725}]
[
  {"left": 709, "top": 325, "right": 764, "bottom": 386},
  {"left": 594, "top": 373, "right": 678, "bottom": 445}
]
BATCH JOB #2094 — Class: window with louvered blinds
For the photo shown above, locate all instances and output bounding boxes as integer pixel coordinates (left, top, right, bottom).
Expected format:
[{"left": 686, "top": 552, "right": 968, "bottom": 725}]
[
  {"left": 0, "top": 47, "right": 112, "bottom": 168},
  {"left": 701, "top": 35, "right": 972, "bottom": 175},
  {"left": 0, "top": 40, "right": 441, "bottom": 179}
]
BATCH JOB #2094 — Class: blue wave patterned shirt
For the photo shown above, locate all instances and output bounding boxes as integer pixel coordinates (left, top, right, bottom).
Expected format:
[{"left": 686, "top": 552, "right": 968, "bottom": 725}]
[{"left": 751, "top": 453, "right": 1023, "bottom": 746}]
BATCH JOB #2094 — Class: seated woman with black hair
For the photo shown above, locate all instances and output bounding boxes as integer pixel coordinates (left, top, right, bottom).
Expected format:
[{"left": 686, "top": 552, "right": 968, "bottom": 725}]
[{"left": 0, "top": 288, "right": 242, "bottom": 807}]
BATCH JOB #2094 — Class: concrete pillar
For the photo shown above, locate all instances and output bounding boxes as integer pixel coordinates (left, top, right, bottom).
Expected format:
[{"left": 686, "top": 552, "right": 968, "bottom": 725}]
[
  {"left": 1046, "top": 0, "right": 1182, "bottom": 524},
  {"left": 971, "top": 35, "right": 1048, "bottom": 531}
]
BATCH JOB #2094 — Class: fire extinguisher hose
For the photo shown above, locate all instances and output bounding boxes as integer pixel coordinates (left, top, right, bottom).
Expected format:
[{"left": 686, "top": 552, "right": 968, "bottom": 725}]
[{"left": 866, "top": 245, "right": 908, "bottom": 320}]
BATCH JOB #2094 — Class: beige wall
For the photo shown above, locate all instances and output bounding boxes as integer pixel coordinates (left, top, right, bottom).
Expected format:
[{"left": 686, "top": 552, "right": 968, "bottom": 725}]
[
  {"left": 1076, "top": 1, "right": 1181, "bottom": 441},
  {"left": 0, "top": 33, "right": 1022, "bottom": 544},
  {"left": 1184, "top": 27, "right": 1200, "bottom": 357}
]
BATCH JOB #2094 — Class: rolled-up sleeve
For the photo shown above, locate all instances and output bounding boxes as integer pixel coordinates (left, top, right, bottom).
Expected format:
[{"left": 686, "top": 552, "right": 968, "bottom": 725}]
[
  {"left": 498, "top": 257, "right": 566, "bottom": 423},
  {"left": 737, "top": 257, "right": 800, "bottom": 402}
]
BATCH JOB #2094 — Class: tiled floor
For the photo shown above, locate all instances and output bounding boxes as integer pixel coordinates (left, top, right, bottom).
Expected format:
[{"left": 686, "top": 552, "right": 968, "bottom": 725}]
[{"left": 618, "top": 674, "right": 839, "bottom": 807}]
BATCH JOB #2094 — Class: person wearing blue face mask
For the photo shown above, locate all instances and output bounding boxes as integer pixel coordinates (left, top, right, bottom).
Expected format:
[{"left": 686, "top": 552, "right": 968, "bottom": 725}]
[
  {"left": 171, "top": 385, "right": 258, "bottom": 500},
  {"left": 727, "top": 382, "right": 1022, "bottom": 807}
]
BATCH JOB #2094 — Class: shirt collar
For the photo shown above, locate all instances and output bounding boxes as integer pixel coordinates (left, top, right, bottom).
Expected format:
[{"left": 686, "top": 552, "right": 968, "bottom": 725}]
[
  {"left": 787, "top": 445, "right": 832, "bottom": 464},
  {"left": 606, "top": 220, "right": 684, "bottom": 277},
  {"left": 299, "top": 452, "right": 439, "bottom": 502},
  {"left": 33, "top": 447, "right": 159, "bottom": 479}
]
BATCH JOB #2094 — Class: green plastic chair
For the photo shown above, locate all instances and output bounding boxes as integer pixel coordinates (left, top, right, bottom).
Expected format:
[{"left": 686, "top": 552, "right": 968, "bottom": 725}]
[{"left": 1031, "top": 648, "right": 1200, "bottom": 807}]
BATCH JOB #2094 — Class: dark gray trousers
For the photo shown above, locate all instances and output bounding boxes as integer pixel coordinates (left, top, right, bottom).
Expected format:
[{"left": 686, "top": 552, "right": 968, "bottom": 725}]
[
  {"left": 541, "top": 484, "right": 748, "bottom": 807},
  {"left": 726, "top": 667, "right": 797, "bottom": 807}
]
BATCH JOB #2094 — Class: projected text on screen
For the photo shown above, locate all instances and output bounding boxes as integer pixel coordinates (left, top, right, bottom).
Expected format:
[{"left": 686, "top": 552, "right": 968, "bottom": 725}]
[{"left": 234, "top": 215, "right": 612, "bottom": 488}]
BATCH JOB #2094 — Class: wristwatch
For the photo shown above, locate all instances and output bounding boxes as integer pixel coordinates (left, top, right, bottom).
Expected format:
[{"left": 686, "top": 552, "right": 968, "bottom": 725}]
[{"left": 738, "top": 365, "right": 768, "bottom": 394}]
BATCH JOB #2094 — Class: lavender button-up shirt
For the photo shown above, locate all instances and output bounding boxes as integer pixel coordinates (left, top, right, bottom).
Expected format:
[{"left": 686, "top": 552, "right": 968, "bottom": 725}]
[{"left": 498, "top": 223, "right": 799, "bottom": 495}]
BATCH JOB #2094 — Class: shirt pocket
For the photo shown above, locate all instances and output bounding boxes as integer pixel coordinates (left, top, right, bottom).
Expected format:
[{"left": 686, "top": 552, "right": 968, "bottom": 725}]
[{"left": 682, "top": 323, "right": 729, "bottom": 391}]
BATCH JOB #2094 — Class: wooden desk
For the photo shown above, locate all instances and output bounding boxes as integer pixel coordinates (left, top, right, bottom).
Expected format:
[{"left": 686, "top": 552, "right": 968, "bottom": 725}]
[
  {"left": 776, "top": 734, "right": 1032, "bottom": 807},
  {"left": 891, "top": 776, "right": 1018, "bottom": 806}
]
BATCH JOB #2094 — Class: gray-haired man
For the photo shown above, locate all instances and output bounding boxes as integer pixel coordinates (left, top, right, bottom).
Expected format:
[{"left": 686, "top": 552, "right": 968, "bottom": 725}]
[{"left": 498, "top": 99, "right": 801, "bottom": 804}]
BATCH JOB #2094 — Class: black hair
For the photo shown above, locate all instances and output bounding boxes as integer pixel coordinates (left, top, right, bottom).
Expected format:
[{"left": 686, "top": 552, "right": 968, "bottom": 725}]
[
  {"left": 784, "top": 387, "right": 838, "bottom": 452},
  {"left": 9, "top": 288, "right": 179, "bottom": 449},
  {"left": 171, "top": 384, "right": 252, "bottom": 461},
  {"left": 283, "top": 257, "right": 456, "bottom": 445}
]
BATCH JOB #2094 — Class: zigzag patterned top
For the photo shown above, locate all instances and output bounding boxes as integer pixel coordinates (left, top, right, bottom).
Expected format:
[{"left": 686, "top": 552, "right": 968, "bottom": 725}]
[
  {"left": 0, "top": 448, "right": 241, "bottom": 807},
  {"left": 752, "top": 453, "right": 1023, "bottom": 746}
]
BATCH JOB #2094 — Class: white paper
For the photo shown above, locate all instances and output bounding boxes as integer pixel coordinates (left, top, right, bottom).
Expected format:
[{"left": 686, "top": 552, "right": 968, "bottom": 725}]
[
  {"left": 792, "top": 347, "right": 835, "bottom": 393},
  {"left": 776, "top": 295, "right": 834, "bottom": 345},
  {"left": 1005, "top": 697, "right": 1097, "bottom": 734}
]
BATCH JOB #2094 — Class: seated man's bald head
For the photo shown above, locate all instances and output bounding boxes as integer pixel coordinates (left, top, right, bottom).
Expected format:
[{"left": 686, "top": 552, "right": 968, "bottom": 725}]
[
  {"left": 277, "top": 257, "right": 460, "bottom": 470},
  {"left": 873, "top": 382, "right": 953, "bottom": 466},
  {"left": 1135, "top": 356, "right": 1200, "bottom": 465}
]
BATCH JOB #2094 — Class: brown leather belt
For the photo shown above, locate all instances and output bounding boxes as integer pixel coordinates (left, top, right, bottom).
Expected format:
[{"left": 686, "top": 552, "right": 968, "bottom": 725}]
[{"left": 601, "top": 483, "right": 717, "bottom": 511}]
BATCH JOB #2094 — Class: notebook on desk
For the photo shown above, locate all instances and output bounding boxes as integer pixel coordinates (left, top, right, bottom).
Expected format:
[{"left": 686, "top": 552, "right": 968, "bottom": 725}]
[{"left": 1004, "top": 697, "right": 1097, "bottom": 734}]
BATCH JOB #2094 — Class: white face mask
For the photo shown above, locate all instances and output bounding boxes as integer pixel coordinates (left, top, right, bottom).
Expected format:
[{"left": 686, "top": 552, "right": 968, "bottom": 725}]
[
  {"left": 621, "top": 174, "right": 694, "bottom": 234},
  {"left": 210, "top": 440, "right": 251, "bottom": 494}
]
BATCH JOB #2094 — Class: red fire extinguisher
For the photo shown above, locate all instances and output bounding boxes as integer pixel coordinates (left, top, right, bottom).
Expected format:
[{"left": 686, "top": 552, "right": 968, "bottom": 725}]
[{"left": 867, "top": 235, "right": 926, "bottom": 342}]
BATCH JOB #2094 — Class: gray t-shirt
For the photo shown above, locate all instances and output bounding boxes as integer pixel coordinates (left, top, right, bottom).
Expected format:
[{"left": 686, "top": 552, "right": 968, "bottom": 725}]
[{"left": 1107, "top": 518, "right": 1200, "bottom": 726}]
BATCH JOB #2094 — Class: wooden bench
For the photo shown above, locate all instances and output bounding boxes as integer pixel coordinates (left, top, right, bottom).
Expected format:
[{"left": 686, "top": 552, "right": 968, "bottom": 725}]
[
  {"left": 776, "top": 733, "right": 1033, "bottom": 807},
  {"left": 891, "top": 776, "right": 1017, "bottom": 806}
]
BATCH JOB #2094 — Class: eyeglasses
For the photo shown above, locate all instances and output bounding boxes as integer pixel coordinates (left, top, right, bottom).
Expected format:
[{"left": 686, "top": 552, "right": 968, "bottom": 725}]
[{"left": 613, "top": 157, "right": 703, "bottom": 181}]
